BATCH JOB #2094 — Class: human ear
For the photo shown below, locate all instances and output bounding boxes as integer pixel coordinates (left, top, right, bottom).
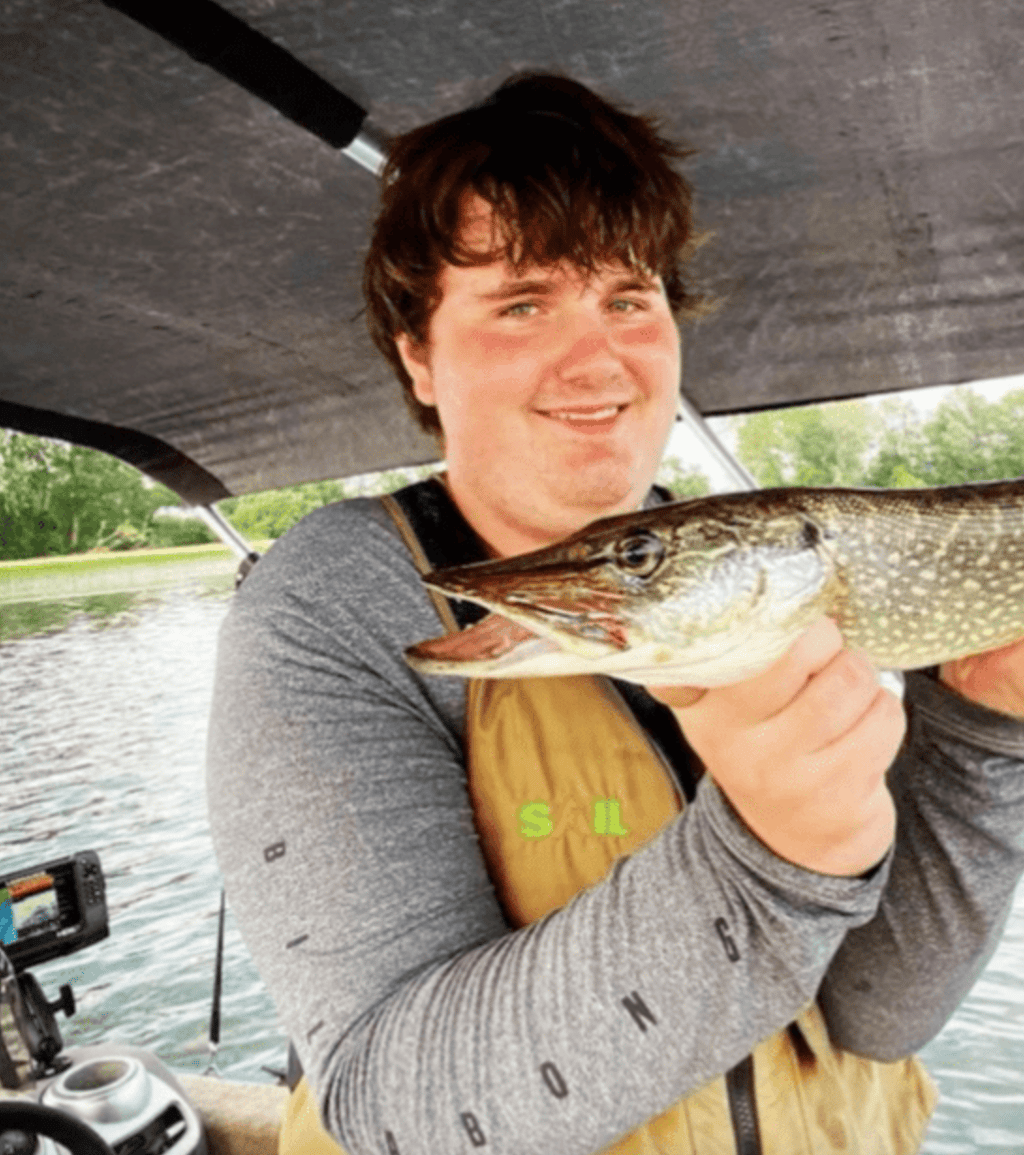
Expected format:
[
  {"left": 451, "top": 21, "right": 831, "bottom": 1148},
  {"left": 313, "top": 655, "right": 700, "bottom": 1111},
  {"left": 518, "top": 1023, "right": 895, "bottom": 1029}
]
[{"left": 395, "top": 332, "right": 435, "bottom": 406}]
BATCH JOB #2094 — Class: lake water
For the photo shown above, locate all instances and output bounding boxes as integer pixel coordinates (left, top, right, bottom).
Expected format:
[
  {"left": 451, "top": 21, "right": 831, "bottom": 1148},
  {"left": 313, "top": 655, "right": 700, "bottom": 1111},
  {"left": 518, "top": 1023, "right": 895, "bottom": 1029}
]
[{"left": 1, "top": 576, "right": 1022, "bottom": 1150}]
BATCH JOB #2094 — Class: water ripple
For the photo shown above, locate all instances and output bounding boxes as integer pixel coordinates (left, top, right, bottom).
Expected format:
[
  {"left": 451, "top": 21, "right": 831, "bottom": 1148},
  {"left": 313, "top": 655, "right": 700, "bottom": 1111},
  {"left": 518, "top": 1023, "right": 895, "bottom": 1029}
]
[{"left": 1, "top": 580, "right": 287, "bottom": 1083}]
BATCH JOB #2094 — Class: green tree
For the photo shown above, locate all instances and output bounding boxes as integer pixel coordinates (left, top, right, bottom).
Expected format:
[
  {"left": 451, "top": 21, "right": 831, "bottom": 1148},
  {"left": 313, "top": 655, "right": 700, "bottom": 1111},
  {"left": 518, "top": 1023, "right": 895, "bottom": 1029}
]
[
  {"left": 910, "top": 388, "right": 1024, "bottom": 484},
  {"left": 215, "top": 465, "right": 443, "bottom": 540},
  {"left": 338, "top": 464, "right": 442, "bottom": 499},
  {"left": 732, "top": 400, "right": 875, "bottom": 487},
  {"left": 218, "top": 481, "right": 346, "bottom": 541},
  {"left": 730, "top": 386, "right": 1024, "bottom": 492},
  {"left": 0, "top": 432, "right": 178, "bottom": 560},
  {"left": 655, "top": 456, "right": 711, "bottom": 499},
  {"left": 146, "top": 516, "right": 218, "bottom": 548},
  {"left": 860, "top": 397, "right": 929, "bottom": 488}
]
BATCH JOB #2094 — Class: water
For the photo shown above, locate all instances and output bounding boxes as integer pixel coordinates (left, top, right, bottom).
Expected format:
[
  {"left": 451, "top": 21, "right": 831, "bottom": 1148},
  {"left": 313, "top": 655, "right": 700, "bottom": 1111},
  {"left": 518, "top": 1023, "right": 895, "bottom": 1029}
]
[
  {"left": 1, "top": 576, "right": 287, "bottom": 1084},
  {"left": 1, "top": 577, "right": 1022, "bottom": 1149}
]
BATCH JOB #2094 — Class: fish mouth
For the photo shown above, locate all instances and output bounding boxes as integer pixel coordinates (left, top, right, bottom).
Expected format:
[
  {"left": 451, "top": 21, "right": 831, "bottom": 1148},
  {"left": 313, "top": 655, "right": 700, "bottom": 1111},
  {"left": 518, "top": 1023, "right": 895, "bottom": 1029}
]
[{"left": 420, "top": 554, "right": 630, "bottom": 658}]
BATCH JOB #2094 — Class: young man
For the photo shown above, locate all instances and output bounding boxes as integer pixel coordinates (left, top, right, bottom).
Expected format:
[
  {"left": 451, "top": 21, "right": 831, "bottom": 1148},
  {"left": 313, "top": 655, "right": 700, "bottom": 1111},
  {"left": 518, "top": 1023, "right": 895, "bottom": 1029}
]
[{"left": 206, "top": 74, "right": 1024, "bottom": 1154}]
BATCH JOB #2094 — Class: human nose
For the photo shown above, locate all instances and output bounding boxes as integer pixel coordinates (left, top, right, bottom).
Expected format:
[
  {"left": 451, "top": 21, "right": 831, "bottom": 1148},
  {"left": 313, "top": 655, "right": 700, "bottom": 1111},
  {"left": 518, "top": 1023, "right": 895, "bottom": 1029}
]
[{"left": 552, "top": 317, "right": 626, "bottom": 387}]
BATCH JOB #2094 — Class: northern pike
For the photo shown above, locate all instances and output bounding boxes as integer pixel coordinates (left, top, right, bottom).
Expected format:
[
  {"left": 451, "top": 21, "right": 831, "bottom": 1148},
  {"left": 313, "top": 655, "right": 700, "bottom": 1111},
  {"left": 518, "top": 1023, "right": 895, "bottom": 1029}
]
[{"left": 405, "top": 481, "right": 1024, "bottom": 685}]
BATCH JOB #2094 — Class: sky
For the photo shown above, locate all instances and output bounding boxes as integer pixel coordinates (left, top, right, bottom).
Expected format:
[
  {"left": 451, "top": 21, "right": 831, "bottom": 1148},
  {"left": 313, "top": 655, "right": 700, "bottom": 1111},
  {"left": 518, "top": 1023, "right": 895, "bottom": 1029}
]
[{"left": 666, "top": 372, "right": 1024, "bottom": 492}]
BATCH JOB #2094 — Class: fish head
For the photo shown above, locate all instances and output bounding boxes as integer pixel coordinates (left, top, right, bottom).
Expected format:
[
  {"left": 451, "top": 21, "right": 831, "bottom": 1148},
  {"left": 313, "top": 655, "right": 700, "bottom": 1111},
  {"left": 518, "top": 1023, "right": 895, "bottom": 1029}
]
[{"left": 406, "top": 497, "right": 834, "bottom": 682}]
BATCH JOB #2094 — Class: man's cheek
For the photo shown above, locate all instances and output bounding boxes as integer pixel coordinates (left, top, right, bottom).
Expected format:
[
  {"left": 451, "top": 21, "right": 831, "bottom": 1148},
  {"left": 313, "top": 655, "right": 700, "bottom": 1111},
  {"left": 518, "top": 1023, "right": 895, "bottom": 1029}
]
[
  {"left": 618, "top": 319, "right": 678, "bottom": 349},
  {"left": 472, "top": 329, "right": 537, "bottom": 359}
]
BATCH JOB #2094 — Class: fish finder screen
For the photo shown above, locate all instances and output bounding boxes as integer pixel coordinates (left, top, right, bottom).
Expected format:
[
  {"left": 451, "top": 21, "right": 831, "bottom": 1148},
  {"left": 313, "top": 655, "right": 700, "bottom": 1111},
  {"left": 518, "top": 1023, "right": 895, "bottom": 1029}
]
[
  {"left": 0, "top": 872, "right": 60, "bottom": 947},
  {"left": 0, "top": 852, "right": 107, "bottom": 970}
]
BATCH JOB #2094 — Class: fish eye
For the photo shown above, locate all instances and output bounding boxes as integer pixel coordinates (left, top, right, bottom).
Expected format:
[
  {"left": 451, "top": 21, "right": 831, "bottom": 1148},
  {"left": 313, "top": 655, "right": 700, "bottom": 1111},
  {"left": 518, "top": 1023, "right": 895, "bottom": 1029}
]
[{"left": 614, "top": 531, "right": 664, "bottom": 578}]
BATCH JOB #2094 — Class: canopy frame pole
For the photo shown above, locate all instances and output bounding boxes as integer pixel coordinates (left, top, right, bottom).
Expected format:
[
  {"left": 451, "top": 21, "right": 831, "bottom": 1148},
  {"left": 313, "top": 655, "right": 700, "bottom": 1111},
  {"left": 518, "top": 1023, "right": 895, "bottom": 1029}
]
[
  {"left": 676, "top": 391, "right": 758, "bottom": 492},
  {"left": 190, "top": 504, "right": 254, "bottom": 560},
  {"left": 343, "top": 123, "right": 389, "bottom": 177},
  {"left": 190, "top": 504, "right": 261, "bottom": 586}
]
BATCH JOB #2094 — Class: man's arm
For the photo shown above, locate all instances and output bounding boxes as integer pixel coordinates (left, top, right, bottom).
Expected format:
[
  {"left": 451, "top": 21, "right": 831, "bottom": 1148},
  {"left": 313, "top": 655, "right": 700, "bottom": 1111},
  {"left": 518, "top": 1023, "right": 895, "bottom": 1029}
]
[
  {"left": 818, "top": 669, "right": 1024, "bottom": 1059},
  {"left": 207, "top": 502, "right": 892, "bottom": 1155},
  {"left": 655, "top": 627, "right": 1024, "bottom": 1062}
]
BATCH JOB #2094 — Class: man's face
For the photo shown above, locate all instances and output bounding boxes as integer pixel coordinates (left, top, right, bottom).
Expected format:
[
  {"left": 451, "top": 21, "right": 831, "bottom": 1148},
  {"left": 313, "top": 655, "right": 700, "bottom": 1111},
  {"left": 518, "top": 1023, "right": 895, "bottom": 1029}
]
[{"left": 396, "top": 205, "right": 681, "bottom": 556}]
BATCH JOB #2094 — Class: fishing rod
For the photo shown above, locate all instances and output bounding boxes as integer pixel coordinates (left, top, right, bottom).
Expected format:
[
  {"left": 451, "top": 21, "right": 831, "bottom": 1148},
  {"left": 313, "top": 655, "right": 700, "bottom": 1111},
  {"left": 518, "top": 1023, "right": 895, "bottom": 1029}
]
[
  {"left": 203, "top": 887, "right": 288, "bottom": 1084},
  {"left": 204, "top": 888, "right": 226, "bottom": 1077}
]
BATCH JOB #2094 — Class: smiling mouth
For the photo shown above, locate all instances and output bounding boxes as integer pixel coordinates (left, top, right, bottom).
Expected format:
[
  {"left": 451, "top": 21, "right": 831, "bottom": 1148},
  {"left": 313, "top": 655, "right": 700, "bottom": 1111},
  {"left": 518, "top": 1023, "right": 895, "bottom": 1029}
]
[{"left": 538, "top": 404, "right": 627, "bottom": 426}]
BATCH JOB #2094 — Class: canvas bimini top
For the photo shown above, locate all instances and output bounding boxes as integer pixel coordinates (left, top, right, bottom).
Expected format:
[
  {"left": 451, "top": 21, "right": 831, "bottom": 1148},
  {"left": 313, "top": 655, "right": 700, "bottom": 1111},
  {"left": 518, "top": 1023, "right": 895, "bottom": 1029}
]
[{"left": 1, "top": 0, "right": 1023, "bottom": 503}]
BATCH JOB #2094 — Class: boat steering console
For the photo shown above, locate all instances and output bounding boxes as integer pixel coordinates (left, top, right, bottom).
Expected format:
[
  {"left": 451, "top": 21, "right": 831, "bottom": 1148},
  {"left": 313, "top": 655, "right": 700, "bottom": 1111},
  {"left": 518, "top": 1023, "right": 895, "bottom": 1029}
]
[
  {"left": 1, "top": 853, "right": 206, "bottom": 1155},
  {"left": 0, "top": 1101, "right": 113, "bottom": 1155}
]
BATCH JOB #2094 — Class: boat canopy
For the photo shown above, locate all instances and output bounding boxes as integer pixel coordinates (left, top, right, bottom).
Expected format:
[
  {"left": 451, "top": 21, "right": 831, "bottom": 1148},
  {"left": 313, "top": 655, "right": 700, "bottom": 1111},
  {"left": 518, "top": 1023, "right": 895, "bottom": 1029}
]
[{"left": 2, "top": 0, "right": 1022, "bottom": 503}]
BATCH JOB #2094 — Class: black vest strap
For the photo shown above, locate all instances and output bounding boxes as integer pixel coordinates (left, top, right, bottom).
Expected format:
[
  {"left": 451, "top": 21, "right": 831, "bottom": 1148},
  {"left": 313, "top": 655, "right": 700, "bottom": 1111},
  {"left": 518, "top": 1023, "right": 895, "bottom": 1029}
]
[{"left": 384, "top": 475, "right": 491, "bottom": 632}]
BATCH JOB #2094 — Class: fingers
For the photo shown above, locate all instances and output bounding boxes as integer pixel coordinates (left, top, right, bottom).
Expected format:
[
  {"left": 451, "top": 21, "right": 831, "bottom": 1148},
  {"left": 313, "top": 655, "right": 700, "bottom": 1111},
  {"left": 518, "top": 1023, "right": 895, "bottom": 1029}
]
[
  {"left": 655, "top": 616, "right": 904, "bottom": 875},
  {"left": 674, "top": 616, "right": 846, "bottom": 725},
  {"left": 817, "top": 681, "right": 907, "bottom": 783},
  {"left": 649, "top": 617, "right": 845, "bottom": 718},
  {"left": 651, "top": 615, "right": 899, "bottom": 761},
  {"left": 778, "top": 645, "right": 890, "bottom": 756}
]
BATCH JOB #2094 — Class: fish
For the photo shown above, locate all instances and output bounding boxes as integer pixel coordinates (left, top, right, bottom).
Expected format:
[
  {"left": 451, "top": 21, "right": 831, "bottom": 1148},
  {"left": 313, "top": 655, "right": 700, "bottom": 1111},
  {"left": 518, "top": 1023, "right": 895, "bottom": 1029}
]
[{"left": 404, "top": 481, "right": 1024, "bottom": 686}]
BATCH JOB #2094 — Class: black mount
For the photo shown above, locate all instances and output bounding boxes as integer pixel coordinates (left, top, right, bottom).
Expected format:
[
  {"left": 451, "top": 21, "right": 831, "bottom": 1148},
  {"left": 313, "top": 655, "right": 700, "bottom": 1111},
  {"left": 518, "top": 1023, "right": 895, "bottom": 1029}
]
[{"left": 0, "top": 949, "right": 76, "bottom": 1090}]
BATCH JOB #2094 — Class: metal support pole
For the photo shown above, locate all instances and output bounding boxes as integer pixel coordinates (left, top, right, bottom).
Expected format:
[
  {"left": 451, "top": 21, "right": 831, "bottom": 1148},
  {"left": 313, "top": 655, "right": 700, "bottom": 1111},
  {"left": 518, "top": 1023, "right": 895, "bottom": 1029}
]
[
  {"left": 190, "top": 504, "right": 254, "bottom": 560},
  {"left": 191, "top": 505, "right": 261, "bottom": 586},
  {"left": 676, "top": 391, "right": 758, "bottom": 492},
  {"left": 343, "top": 122, "right": 389, "bottom": 178}
]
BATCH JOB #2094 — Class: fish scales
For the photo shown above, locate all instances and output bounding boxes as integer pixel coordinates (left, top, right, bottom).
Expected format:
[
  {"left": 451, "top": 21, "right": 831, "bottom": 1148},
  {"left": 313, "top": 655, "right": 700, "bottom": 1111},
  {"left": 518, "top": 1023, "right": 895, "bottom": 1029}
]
[
  {"left": 405, "top": 481, "right": 1024, "bottom": 685},
  {"left": 798, "top": 485, "right": 1024, "bottom": 669}
]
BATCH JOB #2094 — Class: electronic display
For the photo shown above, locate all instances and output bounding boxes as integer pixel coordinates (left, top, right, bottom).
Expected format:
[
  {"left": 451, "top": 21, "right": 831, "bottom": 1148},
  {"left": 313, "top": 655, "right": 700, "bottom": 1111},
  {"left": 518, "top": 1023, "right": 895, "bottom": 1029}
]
[{"left": 0, "top": 852, "right": 108, "bottom": 972}]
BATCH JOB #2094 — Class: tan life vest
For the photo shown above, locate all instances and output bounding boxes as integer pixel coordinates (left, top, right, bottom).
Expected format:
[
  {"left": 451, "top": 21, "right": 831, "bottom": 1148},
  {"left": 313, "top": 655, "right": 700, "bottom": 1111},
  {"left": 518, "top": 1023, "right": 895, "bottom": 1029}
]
[{"left": 280, "top": 490, "right": 938, "bottom": 1155}]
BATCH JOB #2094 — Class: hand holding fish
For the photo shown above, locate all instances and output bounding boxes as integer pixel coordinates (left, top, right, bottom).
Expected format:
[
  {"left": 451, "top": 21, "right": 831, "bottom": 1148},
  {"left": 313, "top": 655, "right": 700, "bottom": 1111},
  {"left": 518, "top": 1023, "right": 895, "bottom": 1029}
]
[{"left": 648, "top": 617, "right": 903, "bottom": 877}]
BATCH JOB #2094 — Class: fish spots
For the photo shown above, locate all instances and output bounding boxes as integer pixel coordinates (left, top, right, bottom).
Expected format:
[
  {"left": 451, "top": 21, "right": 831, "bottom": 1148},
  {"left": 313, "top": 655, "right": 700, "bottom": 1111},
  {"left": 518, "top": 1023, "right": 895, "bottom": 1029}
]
[{"left": 414, "top": 481, "right": 1024, "bottom": 681}]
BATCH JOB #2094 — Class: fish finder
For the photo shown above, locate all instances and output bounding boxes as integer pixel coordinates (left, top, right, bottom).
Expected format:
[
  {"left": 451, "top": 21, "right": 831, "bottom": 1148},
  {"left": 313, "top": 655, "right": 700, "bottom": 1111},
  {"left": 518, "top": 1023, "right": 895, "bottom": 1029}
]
[
  {"left": 0, "top": 851, "right": 109, "bottom": 1089},
  {"left": 0, "top": 851, "right": 109, "bottom": 974},
  {"left": 0, "top": 852, "right": 207, "bottom": 1155}
]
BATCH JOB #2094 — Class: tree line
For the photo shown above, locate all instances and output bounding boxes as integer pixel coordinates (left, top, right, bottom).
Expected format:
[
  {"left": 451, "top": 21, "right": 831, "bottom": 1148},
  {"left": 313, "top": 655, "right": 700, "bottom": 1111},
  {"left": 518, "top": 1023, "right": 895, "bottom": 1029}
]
[
  {"left": 0, "top": 430, "right": 441, "bottom": 560},
  {"left": 2, "top": 385, "right": 1022, "bottom": 561}
]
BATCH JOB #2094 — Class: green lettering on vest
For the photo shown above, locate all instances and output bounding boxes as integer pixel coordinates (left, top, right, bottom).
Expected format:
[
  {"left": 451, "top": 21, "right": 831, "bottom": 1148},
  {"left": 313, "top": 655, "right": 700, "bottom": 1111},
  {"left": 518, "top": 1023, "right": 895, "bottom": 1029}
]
[
  {"left": 518, "top": 801, "right": 553, "bottom": 839},
  {"left": 593, "top": 798, "right": 629, "bottom": 836}
]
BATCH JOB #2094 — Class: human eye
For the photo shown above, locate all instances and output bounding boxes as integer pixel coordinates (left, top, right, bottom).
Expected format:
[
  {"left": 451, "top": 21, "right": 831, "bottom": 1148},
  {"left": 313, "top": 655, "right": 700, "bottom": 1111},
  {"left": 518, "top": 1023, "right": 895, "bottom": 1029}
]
[
  {"left": 500, "top": 300, "right": 539, "bottom": 318},
  {"left": 609, "top": 296, "right": 647, "bottom": 313}
]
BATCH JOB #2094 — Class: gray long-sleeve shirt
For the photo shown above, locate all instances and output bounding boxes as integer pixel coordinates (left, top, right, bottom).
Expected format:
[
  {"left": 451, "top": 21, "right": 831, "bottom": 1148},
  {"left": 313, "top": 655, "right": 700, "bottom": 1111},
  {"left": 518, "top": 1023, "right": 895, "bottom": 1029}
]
[{"left": 205, "top": 496, "right": 1024, "bottom": 1155}]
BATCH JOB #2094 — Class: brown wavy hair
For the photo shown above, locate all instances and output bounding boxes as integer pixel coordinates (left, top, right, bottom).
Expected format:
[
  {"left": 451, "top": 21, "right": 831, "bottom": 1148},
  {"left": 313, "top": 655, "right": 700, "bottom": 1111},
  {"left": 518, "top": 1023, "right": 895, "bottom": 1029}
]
[{"left": 363, "top": 72, "right": 707, "bottom": 437}]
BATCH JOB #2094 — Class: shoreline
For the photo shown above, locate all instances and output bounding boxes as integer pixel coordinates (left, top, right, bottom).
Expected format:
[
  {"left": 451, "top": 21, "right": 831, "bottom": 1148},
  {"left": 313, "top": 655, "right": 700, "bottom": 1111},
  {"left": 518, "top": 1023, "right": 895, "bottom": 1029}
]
[{"left": 0, "top": 541, "right": 273, "bottom": 604}]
